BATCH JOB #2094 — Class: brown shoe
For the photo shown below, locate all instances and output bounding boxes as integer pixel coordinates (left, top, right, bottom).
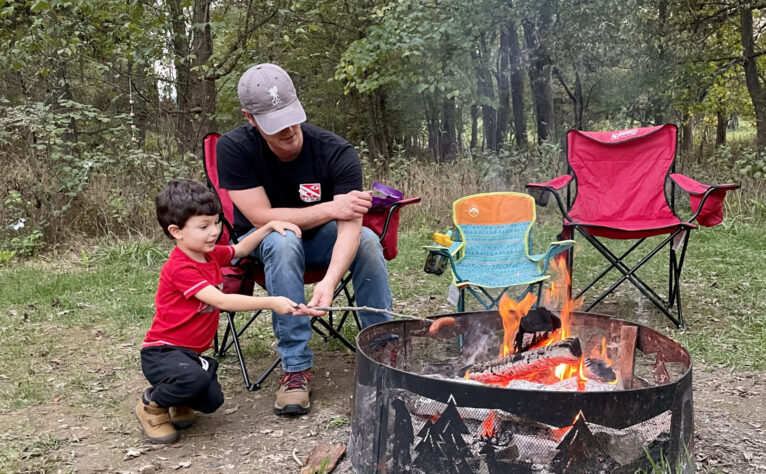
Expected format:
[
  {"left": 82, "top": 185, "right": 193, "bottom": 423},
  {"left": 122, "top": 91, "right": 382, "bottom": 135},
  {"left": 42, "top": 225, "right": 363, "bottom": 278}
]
[
  {"left": 274, "top": 370, "right": 311, "bottom": 415},
  {"left": 169, "top": 405, "right": 196, "bottom": 430},
  {"left": 135, "top": 399, "right": 178, "bottom": 444}
]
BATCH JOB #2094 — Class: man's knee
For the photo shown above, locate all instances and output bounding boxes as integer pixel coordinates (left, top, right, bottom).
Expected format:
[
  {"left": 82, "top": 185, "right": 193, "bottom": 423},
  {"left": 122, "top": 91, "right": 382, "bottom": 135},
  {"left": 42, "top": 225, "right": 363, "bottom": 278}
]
[
  {"left": 259, "top": 230, "right": 302, "bottom": 261},
  {"left": 357, "top": 227, "right": 384, "bottom": 262}
]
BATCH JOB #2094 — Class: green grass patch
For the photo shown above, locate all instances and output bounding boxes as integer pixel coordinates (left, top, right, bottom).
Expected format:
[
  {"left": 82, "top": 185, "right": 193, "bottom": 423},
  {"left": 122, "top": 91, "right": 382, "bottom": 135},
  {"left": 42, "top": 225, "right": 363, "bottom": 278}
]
[{"left": 0, "top": 222, "right": 763, "bottom": 418}]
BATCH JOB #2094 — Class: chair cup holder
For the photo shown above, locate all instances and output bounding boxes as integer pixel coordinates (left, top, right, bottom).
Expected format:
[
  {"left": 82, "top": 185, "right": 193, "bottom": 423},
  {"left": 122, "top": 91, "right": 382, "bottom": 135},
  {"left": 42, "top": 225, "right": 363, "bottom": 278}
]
[
  {"left": 528, "top": 188, "right": 549, "bottom": 207},
  {"left": 424, "top": 252, "right": 448, "bottom": 275}
]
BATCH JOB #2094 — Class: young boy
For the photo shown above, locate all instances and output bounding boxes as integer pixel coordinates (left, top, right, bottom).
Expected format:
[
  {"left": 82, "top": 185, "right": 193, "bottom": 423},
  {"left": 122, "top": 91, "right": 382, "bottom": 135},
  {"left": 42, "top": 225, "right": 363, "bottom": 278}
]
[{"left": 136, "top": 179, "right": 307, "bottom": 443}]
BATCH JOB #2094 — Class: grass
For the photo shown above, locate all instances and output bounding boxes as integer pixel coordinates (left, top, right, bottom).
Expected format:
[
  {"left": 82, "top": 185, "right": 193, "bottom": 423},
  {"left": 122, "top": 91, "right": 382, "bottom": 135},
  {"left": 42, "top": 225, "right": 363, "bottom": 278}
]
[{"left": 0, "top": 212, "right": 764, "bottom": 470}]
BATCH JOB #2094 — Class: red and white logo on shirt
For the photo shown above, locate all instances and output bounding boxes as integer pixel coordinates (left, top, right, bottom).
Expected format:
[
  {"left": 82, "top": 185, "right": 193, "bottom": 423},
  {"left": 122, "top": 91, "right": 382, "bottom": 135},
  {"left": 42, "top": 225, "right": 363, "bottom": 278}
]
[{"left": 299, "top": 183, "right": 321, "bottom": 202}]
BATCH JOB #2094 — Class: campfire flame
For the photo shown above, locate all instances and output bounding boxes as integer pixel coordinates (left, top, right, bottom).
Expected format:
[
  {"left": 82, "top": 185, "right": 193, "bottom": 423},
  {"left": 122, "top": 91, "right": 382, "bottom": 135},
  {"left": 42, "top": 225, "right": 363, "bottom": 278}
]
[
  {"left": 489, "top": 256, "right": 618, "bottom": 391},
  {"left": 497, "top": 292, "right": 537, "bottom": 357}
]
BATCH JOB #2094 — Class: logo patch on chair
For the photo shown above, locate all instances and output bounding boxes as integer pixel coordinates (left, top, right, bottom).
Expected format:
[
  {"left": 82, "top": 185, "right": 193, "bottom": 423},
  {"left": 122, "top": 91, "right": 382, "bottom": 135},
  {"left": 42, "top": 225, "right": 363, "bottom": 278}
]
[
  {"left": 299, "top": 183, "right": 321, "bottom": 202},
  {"left": 468, "top": 205, "right": 480, "bottom": 218}
]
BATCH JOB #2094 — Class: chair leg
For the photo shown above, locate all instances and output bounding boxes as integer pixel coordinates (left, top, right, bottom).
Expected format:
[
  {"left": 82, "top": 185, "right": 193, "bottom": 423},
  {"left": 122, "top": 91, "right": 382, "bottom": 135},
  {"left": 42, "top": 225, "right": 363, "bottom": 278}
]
[
  {"left": 561, "top": 228, "right": 574, "bottom": 302},
  {"left": 224, "top": 311, "right": 265, "bottom": 391},
  {"left": 574, "top": 239, "right": 645, "bottom": 300},
  {"left": 577, "top": 229, "right": 685, "bottom": 327}
]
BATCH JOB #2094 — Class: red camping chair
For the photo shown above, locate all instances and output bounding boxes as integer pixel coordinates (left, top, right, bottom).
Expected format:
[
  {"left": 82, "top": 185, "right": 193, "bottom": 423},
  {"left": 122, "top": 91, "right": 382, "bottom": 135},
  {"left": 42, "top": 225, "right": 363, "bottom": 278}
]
[
  {"left": 203, "top": 132, "right": 420, "bottom": 390},
  {"left": 527, "top": 124, "right": 739, "bottom": 328}
]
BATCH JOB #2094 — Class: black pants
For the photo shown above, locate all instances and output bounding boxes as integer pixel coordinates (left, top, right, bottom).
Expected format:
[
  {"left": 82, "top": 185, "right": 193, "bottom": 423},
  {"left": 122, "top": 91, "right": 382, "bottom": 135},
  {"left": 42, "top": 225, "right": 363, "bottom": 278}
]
[{"left": 140, "top": 345, "right": 224, "bottom": 413}]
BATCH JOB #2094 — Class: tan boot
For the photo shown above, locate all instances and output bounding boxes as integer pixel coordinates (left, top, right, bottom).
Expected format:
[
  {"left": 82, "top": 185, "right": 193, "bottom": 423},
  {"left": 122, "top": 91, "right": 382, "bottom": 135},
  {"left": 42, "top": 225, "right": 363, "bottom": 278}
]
[
  {"left": 135, "top": 400, "right": 178, "bottom": 444},
  {"left": 169, "top": 405, "right": 196, "bottom": 429},
  {"left": 274, "top": 370, "right": 311, "bottom": 415}
]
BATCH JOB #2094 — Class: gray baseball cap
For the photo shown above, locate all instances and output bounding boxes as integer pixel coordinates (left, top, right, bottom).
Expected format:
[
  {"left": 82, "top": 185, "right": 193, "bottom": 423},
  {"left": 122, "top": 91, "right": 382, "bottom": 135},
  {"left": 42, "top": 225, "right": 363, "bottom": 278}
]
[{"left": 237, "top": 63, "right": 306, "bottom": 135}]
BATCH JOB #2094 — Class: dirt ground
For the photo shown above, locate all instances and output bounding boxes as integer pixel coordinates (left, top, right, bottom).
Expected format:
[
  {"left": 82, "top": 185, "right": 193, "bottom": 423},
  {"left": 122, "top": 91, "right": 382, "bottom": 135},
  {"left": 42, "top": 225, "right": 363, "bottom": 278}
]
[{"left": 1, "top": 340, "right": 764, "bottom": 474}]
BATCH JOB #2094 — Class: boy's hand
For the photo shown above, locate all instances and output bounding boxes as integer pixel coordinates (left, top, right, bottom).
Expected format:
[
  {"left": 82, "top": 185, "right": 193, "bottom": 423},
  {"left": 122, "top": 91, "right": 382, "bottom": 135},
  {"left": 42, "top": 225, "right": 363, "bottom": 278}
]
[
  {"left": 270, "top": 296, "right": 304, "bottom": 315},
  {"left": 265, "top": 220, "right": 301, "bottom": 238}
]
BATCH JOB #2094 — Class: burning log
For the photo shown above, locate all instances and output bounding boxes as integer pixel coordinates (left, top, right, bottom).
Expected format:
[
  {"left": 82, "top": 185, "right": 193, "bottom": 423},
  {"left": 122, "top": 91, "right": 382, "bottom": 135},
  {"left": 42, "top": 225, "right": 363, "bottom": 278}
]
[
  {"left": 468, "top": 338, "right": 582, "bottom": 384},
  {"left": 583, "top": 357, "right": 617, "bottom": 383}
]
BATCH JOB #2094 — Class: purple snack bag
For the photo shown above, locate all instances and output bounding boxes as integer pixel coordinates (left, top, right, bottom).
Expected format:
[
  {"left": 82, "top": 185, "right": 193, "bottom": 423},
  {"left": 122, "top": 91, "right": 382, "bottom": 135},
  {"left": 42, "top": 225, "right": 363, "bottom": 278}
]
[{"left": 370, "top": 182, "right": 403, "bottom": 211}]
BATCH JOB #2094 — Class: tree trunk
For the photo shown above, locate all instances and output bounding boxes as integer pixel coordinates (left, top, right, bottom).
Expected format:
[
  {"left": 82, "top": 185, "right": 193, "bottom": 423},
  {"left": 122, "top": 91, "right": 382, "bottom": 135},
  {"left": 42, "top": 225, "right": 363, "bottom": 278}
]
[
  {"left": 573, "top": 62, "right": 583, "bottom": 131},
  {"left": 508, "top": 21, "right": 528, "bottom": 151},
  {"left": 680, "top": 113, "right": 693, "bottom": 153},
  {"left": 470, "top": 104, "right": 479, "bottom": 150},
  {"left": 739, "top": 6, "right": 766, "bottom": 152},
  {"left": 168, "top": 0, "right": 216, "bottom": 156},
  {"left": 425, "top": 95, "right": 440, "bottom": 161},
  {"left": 716, "top": 110, "right": 727, "bottom": 147},
  {"left": 523, "top": 10, "right": 556, "bottom": 144},
  {"left": 456, "top": 104, "right": 464, "bottom": 154},
  {"left": 496, "top": 29, "right": 511, "bottom": 149},
  {"left": 440, "top": 96, "right": 458, "bottom": 162},
  {"left": 478, "top": 33, "right": 497, "bottom": 152}
]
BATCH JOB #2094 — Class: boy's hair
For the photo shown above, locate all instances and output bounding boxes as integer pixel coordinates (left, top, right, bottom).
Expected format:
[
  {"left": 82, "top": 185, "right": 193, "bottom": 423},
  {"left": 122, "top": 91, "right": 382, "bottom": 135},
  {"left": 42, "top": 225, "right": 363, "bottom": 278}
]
[{"left": 156, "top": 180, "right": 221, "bottom": 239}]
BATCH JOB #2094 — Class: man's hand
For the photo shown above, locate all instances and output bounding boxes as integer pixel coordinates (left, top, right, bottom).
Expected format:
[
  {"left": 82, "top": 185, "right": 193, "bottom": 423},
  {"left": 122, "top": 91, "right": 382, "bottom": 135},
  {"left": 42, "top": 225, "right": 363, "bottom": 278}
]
[
  {"left": 305, "top": 279, "right": 336, "bottom": 316},
  {"left": 331, "top": 190, "right": 372, "bottom": 220},
  {"left": 264, "top": 220, "right": 302, "bottom": 238}
]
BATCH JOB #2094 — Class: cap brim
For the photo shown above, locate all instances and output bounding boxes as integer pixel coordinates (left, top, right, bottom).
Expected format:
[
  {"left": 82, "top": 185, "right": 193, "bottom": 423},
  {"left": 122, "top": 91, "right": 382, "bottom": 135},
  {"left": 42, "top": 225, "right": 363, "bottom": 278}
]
[{"left": 253, "top": 98, "right": 307, "bottom": 135}]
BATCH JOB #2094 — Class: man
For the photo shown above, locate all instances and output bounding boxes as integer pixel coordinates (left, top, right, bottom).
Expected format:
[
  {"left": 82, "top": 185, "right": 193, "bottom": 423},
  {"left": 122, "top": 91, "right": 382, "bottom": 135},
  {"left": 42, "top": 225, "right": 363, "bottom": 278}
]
[{"left": 216, "top": 63, "right": 393, "bottom": 416}]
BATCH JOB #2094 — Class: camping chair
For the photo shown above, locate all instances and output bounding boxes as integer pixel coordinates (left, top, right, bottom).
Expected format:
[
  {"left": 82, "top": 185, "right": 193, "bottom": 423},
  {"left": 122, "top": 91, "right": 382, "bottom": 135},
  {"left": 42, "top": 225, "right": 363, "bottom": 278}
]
[
  {"left": 425, "top": 192, "right": 574, "bottom": 311},
  {"left": 527, "top": 124, "right": 739, "bottom": 328},
  {"left": 202, "top": 132, "right": 420, "bottom": 391}
]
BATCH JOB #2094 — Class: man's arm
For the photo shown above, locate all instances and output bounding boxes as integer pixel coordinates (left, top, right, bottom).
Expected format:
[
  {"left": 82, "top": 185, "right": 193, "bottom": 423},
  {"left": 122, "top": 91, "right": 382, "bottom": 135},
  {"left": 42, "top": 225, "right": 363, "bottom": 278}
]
[
  {"left": 305, "top": 217, "right": 363, "bottom": 315},
  {"left": 229, "top": 186, "right": 372, "bottom": 231}
]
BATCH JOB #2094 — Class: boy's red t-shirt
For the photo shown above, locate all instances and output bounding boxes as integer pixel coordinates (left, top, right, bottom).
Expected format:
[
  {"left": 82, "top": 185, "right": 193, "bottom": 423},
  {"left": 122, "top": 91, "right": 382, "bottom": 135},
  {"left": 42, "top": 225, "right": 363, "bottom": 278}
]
[{"left": 143, "top": 245, "right": 235, "bottom": 353}]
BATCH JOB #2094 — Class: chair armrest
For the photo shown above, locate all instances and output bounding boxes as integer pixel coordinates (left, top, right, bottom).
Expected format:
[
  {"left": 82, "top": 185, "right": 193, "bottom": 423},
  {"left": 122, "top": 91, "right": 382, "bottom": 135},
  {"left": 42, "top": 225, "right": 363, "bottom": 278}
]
[
  {"left": 669, "top": 174, "right": 740, "bottom": 227},
  {"left": 528, "top": 175, "right": 573, "bottom": 190},
  {"left": 526, "top": 175, "right": 574, "bottom": 219},
  {"left": 669, "top": 173, "right": 739, "bottom": 195},
  {"left": 529, "top": 240, "right": 575, "bottom": 274},
  {"left": 374, "top": 197, "right": 421, "bottom": 240}
]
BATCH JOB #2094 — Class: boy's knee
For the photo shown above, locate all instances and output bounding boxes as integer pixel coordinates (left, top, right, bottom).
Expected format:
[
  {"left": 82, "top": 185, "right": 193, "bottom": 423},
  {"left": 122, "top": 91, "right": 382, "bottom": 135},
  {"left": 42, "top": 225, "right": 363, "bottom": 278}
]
[
  {"left": 260, "top": 230, "right": 302, "bottom": 260},
  {"left": 198, "top": 389, "right": 224, "bottom": 414},
  {"left": 184, "top": 373, "right": 213, "bottom": 399}
]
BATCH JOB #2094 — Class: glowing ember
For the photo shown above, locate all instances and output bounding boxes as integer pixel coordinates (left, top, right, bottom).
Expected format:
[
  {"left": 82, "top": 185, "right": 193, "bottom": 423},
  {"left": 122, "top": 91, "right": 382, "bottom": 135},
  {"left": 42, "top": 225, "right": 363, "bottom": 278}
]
[
  {"left": 480, "top": 410, "right": 497, "bottom": 439},
  {"left": 550, "top": 411, "right": 582, "bottom": 441}
]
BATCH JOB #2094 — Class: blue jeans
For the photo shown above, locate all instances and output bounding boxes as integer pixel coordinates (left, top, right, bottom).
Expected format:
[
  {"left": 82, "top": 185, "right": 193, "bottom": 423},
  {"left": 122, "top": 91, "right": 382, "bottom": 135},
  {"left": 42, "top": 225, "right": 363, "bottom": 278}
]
[{"left": 250, "top": 221, "right": 392, "bottom": 372}]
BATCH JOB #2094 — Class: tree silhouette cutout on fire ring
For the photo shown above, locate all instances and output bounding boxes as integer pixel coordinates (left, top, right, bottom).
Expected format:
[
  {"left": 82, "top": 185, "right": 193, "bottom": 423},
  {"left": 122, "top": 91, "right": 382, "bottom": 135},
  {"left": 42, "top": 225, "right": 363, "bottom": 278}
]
[
  {"left": 391, "top": 399, "right": 414, "bottom": 472},
  {"left": 551, "top": 411, "right": 619, "bottom": 473},
  {"left": 478, "top": 421, "right": 536, "bottom": 473},
  {"left": 412, "top": 395, "right": 475, "bottom": 474}
]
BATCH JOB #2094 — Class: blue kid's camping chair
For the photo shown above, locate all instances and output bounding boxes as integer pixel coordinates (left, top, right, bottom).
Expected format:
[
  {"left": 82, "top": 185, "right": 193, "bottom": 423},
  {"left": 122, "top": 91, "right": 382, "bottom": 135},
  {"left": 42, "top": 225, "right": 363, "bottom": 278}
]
[{"left": 425, "top": 192, "right": 574, "bottom": 311}]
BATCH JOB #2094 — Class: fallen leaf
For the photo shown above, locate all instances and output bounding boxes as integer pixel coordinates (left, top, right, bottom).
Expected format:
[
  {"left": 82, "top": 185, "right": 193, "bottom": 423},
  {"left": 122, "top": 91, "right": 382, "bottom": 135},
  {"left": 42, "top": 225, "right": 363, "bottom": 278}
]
[
  {"left": 174, "top": 460, "right": 191, "bottom": 469},
  {"left": 223, "top": 406, "right": 239, "bottom": 415},
  {"left": 124, "top": 448, "right": 143, "bottom": 460}
]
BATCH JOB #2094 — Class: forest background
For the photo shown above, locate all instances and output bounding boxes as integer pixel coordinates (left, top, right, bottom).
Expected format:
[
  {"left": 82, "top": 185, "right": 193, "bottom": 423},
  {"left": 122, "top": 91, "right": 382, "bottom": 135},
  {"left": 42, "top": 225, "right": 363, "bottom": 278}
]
[
  {"left": 2, "top": 0, "right": 766, "bottom": 255},
  {"left": 3, "top": 1, "right": 766, "bottom": 471}
]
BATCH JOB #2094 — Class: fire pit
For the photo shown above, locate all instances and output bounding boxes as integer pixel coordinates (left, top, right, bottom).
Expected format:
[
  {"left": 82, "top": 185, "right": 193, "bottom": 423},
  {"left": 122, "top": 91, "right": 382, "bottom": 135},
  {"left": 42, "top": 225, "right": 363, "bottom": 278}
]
[{"left": 349, "top": 309, "right": 693, "bottom": 473}]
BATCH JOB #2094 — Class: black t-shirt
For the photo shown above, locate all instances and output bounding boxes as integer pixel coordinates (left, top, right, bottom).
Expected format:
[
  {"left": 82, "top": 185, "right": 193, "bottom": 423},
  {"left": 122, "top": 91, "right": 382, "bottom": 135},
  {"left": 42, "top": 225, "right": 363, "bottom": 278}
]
[{"left": 216, "top": 123, "right": 363, "bottom": 236}]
